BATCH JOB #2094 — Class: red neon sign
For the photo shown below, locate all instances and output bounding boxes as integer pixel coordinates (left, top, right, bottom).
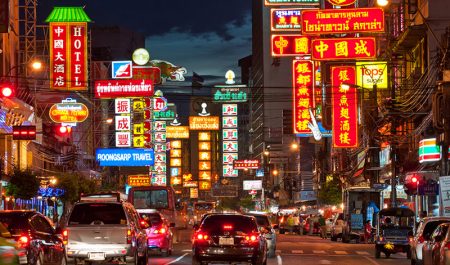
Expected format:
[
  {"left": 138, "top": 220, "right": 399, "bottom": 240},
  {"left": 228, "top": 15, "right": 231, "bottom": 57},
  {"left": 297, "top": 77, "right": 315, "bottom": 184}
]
[
  {"left": 69, "top": 23, "right": 87, "bottom": 90},
  {"left": 331, "top": 66, "right": 358, "bottom": 148},
  {"left": 271, "top": 8, "right": 302, "bottom": 31},
  {"left": 50, "top": 23, "right": 68, "bottom": 90},
  {"left": 292, "top": 60, "right": 314, "bottom": 134},
  {"left": 312, "top": 37, "right": 376, "bottom": 60},
  {"left": 272, "top": 35, "right": 310, "bottom": 57},
  {"left": 301, "top": 8, "right": 385, "bottom": 35},
  {"left": 326, "top": 0, "right": 356, "bottom": 6},
  {"left": 94, "top": 79, "right": 154, "bottom": 98},
  {"left": 233, "top": 160, "right": 260, "bottom": 170}
]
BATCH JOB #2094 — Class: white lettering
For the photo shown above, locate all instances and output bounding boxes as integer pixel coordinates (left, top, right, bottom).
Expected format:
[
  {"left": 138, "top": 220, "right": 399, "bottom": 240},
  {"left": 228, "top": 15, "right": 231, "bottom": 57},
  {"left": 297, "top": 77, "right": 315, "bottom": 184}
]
[
  {"left": 74, "top": 64, "right": 81, "bottom": 74},
  {"left": 73, "top": 39, "right": 81, "bottom": 49},
  {"left": 74, "top": 52, "right": 82, "bottom": 61},
  {"left": 73, "top": 27, "right": 82, "bottom": 37}
]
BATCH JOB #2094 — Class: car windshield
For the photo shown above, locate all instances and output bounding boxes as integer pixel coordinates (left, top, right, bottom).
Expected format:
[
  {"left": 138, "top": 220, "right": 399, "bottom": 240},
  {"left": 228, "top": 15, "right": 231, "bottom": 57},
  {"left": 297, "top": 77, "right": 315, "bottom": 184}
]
[
  {"left": 422, "top": 221, "right": 450, "bottom": 238},
  {"left": 0, "top": 213, "right": 31, "bottom": 235},
  {"left": 139, "top": 213, "right": 163, "bottom": 226},
  {"left": 251, "top": 215, "right": 271, "bottom": 227},
  {"left": 133, "top": 190, "right": 168, "bottom": 209},
  {"left": 68, "top": 203, "right": 127, "bottom": 225},
  {"left": 195, "top": 203, "right": 214, "bottom": 211},
  {"left": 201, "top": 215, "right": 257, "bottom": 234}
]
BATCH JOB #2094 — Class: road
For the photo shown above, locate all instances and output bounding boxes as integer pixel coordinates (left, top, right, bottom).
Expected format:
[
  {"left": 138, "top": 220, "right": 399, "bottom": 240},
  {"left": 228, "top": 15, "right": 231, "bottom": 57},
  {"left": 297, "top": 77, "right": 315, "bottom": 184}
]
[{"left": 144, "top": 229, "right": 411, "bottom": 265}]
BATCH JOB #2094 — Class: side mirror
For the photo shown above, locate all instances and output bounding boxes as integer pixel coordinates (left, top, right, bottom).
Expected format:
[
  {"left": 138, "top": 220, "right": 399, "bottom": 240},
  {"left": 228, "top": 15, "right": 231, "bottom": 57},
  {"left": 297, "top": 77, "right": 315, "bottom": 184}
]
[
  {"left": 55, "top": 227, "right": 63, "bottom": 235},
  {"left": 169, "top": 223, "right": 175, "bottom": 228}
]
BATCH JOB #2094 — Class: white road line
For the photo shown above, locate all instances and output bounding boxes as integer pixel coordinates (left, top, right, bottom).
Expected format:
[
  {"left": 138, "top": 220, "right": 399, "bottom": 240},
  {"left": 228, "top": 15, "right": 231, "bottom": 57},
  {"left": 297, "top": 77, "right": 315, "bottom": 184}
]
[
  {"left": 334, "top": 251, "right": 348, "bottom": 255},
  {"left": 164, "top": 253, "right": 189, "bottom": 265},
  {"left": 182, "top": 249, "right": 192, "bottom": 252},
  {"left": 363, "top": 255, "right": 383, "bottom": 265},
  {"left": 319, "top": 260, "right": 331, "bottom": 264},
  {"left": 356, "top": 251, "right": 370, "bottom": 255},
  {"left": 277, "top": 254, "right": 283, "bottom": 265},
  {"left": 313, "top": 250, "right": 326, "bottom": 254},
  {"left": 292, "top": 250, "right": 304, "bottom": 254}
]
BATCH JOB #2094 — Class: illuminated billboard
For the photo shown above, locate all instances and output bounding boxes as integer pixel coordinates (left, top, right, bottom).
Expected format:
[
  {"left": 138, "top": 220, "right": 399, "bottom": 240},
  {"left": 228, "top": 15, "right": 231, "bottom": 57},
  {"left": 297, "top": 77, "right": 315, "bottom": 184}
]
[
  {"left": 292, "top": 60, "right": 314, "bottom": 134},
  {"left": 271, "top": 35, "right": 310, "bottom": 57},
  {"left": 356, "top": 62, "right": 388, "bottom": 89},
  {"left": 49, "top": 99, "right": 88, "bottom": 124},
  {"left": 311, "top": 37, "right": 376, "bottom": 61},
  {"left": 166, "top": 126, "right": 189, "bottom": 139},
  {"left": 271, "top": 8, "right": 302, "bottom": 31},
  {"left": 265, "top": 0, "right": 319, "bottom": 5},
  {"left": 94, "top": 79, "right": 154, "bottom": 98},
  {"left": 331, "top": 66, "right": 358, "bottom": 148},
  {"left": 189, "top": 116, "right": 220, "bottom": 130}
]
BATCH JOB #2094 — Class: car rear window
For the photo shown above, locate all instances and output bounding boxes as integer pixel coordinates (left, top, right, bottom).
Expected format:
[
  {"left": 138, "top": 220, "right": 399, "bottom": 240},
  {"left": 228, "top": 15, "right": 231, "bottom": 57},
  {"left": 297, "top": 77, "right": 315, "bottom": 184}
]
[
  {"left": 423, "top": 221, "right": 450, "bottom": 237},
  {"left": 68, "top": 203, "right": 127, "bottom": 225},
  {"left": 201, "top": 215, "right": 258, "bottom": 234},
  {"left": 252, "top": 216, "right": 270, "bottom": 227},
  {"left": 139, "top": 213, "right": 163, "bottom": 226},
  {"left": 0, "top": 213, "right": 31, "bottom": 235}
]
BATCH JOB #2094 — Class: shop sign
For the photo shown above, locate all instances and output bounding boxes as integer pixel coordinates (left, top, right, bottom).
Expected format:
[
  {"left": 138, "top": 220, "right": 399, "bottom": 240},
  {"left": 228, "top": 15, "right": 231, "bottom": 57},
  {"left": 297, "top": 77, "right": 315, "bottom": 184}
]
[
  {"left": 271, "top": 35, "right": 310, "bottom": 57},
  {"left": 115, "top": 98, "right": 131, "bottom": 114},
  {"left": 50, "top": 22, "right": 88, "bottom": 90},
  {"left": 301, "top": 8, "right": 385, "bottom": 35},
  {"left": 49, "top": 99, "right": 89, "bottom": 124},
  {"left": 170, "top": 158, "right": 182, "bottom": 167},
  {"left": 189, "top": 116, "right": 220, "bottom": 130},
  {"left": 271, "top": 8, "right": 302, "bottom": 31},
  {"left": 154, "top": 163, "right": 166, "bottom": 174},
  {"left": 223, "top": 153, "right": 239, "bottom": 165},
  {"left": 38, "top": 187, "right": 65, "bottom": 197},
  {"left": 183, "top": 181, "right": 198, "bottom": 188},
  {"left": 154, "top": 143, "right": 167, "bottom": 153},
  {"left": 222, "top": 104, "right": 238, "bottom": 115},
  {"left": 115, "top": 132, "right": 131, "bottom": 147},
  {"left": 132, "top": 66, "right": 161, "bottom": 84},
  {"left": 153, "top": 132, "right": 166, "bottom": 143},
  {"left": 94, "top": 79, "right": 154, "bottom": 98},
  {"left": 171, "top": 176, "right": 182, "bottom": 185},
  {"left": 440, "top": 176, "right": 450, "bottom": 217},
  {"left": 198, "top": 132, "right": 211, "bottom": 140},
  {"left": 233, "top": 160, "right": 260, "bottom": 170},
  {"left": 112, "top": 61, "right": 133, "bottom": 79},
  {"left": 133, "top": 99, "right": 145, "bottom": 112},
  {"left": 223, "top": 164, "right": 239, "bottom": 177},
  {"left": 153, "top": 121, "right": 166, "bottom": 131},
  {"left": 199, "top": 181, "right": 211, "bottom": 190},
  {"left": 265, "top": 0, "right": 319, "bottom": 5},
  {"left": 223, "top": 141, "right": 238, "bottom": 152},
  {"left": 213, "top": 85, "right": 247, "bottom": 103},
  {"left": 133, "top": 135, "right": 145, "bottom": 147},
  {"left": 356, "top": 61, "right": 388, "bottom": 89},
  {"left": 199, "top": 161, "right": 211, "bottom": 171},
  {"left": 199, "top": 151, "right": 211, "bottom": 161},
  {"left": 166, "top": 126, "right": 189, "bottom": 139},
  {"left": 154, "top": 153, "right": 166, "bottom": 163},
  {"left": 292, "top": 60, "right": 314, "bottom": 134},
  {"left": 199, "top": 171, "right": 211, "bottom": 180},
  {"left": 243, "top": 180, "right": 263, "bottom": 191},
  {"left": 222, "top": 117, "right": 238, "bottom": 128},
  {"left": 331, "top": 66, "right": 358, "bottom": 148},
  {"left": 311, "top": 37, "right": 376, "bottom": 60},
  {"left": 96, "top": 148, "right": 154, "bottom": 166},
  {"left": 190, "top": 188, "right": 199, "bottom": 199},
  {"left": 133, "top": 123, "right": 145, "bottom": 135},
  {"left": 326, "top": 0, "right": 356, "bottom": 6},
  {"left": 151, "top": 175, "right": 166, "bottom": 186},
  {"left": 223, "top": 129, "right": 238, "bottom": 140},
  {"left": 419, "top": 138, "right": 441, "bottom": 163},
  {"left": 153, "top": 103, "right": 176, "bottom": 120},
  {"left": 170, "top": 140, "right": 182, "bottom": 149},
  {"left": 199, "top": 141, "right": 211, "bottom": 151},
  {"left": 115, "top": 115, "right": 131, "bottom": 131},
  {"left": 127, "top": 175, "right": 150, "bottom": 187},
  {"left": 153, "top": 97, "right": 168, "bottom": 112},
  {"left": 170, "top": 149, "right": 182, "bottom": 158}
]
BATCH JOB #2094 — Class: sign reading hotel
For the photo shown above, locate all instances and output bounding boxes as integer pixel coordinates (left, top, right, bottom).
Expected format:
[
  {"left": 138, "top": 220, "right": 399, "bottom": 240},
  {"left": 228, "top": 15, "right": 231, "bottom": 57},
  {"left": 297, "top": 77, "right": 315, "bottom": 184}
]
[
  {"left": 127, "top": 175, "right": 150, "bottom": 187},
  {"left": 189, "top": 116, "right": 220, "bottom": 130},
  {"left": 271, "top": 35, "right": 310, "bottom": 57},
  {"left": 301, "top": 8, "right": 385, "bottom": 35},
  {"left": 331, "top": 66, "right": 358, "bottom": 148},
  {"left": 233, "top": 160, "right": 260, "bottom": 170},
  {"left": 94, "top": 79, "right": 154, "bottom": 98},
  {"left": 49, "top": 98, "right": 88, "bottom": 124},
  {"left": 293, "top": 60, "right": 314, "bottom": 134},
  {"left": 271, "top": 8, "right": 302, "bottom": 31},
  {"left": 265, "top": 0, "right": 319, "bottom": 5},
  {"left": 312, "top": 37, "right": 376, "bottom": 60},
  {"left": 166, "top": 126, "right": 190, "bottom": 139},
  {"left": 356, "top": 61, "right": 388, "bottom": 89}
]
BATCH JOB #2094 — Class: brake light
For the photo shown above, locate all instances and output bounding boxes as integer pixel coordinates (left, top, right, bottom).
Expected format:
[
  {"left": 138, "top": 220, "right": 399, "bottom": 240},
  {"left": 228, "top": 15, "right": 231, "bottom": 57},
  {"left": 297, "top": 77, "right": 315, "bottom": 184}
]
[
  {"left": 62, "top": 230, "right": 68, "bottom": 245},
  {"left": 17, "top": 236, "right": 29, "bottom": 248},
  {"left": 418, "top": 236, "right": 424, "bottom": 243},
  {"left": 152, "top": 227, "right": 167, "bottom": 234},
  {"left": 196, "top": 233, "right": 209, "bottom": 240},
  {"left": 243, "top": 234, "right": 259, "bottom": 244},
  {"left": 127, "top": 229, "right": 133, "bottom": 244},
  {"left": 223, "top": 225, "right": 233, "bottom": 230}
]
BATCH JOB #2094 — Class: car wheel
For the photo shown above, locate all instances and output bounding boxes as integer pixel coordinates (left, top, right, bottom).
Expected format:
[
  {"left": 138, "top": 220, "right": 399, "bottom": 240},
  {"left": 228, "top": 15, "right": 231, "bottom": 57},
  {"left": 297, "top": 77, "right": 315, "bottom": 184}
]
[{"left": 375, "top": 248, "right": 381, "bottom": 259}]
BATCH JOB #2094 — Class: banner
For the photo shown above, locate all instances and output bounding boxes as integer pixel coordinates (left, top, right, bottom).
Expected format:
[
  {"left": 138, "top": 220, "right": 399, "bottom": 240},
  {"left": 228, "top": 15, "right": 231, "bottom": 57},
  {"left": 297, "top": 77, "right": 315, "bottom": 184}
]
[
  {"left": 271, "top": 8, "right": 302, "bottom": 31},
  {"left": 271, "top": 35, "right": 310, "bottom": 57},
  {"left": 292, "top": 60, "right": 314, "bottom": 134},
  {"left": 311, "top": 37, "right": 376, "bottom": 60},
  {"left": 94, "top": 79, "right": 154, "bottom": 98},
  {"left": 440, "top": 176, "right": 450, "bottom": 217}
]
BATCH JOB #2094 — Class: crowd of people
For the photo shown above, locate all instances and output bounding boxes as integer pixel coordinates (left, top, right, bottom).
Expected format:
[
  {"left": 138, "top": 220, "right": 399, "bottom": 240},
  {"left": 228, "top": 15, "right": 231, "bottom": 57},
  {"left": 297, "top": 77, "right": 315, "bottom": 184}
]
[{"left": 272, "top": 213, "right": 331, "bottom": 239}]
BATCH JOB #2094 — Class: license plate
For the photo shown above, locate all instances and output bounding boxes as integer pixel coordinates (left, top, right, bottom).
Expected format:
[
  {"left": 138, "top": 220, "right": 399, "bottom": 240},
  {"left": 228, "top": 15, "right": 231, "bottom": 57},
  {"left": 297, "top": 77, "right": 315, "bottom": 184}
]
[
  {"left": 219, "top": 237, "right": 234, "bottom": 245},
  {"left": 88, "top": 252, "right": 105, "bottom": 260}
]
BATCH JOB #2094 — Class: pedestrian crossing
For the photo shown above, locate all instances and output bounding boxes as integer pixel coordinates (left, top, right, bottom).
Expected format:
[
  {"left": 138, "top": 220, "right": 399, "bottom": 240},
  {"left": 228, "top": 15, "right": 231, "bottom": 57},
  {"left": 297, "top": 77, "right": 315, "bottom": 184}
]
[{"left": 279, "top": 250, "right": 373, "bottom": 256}]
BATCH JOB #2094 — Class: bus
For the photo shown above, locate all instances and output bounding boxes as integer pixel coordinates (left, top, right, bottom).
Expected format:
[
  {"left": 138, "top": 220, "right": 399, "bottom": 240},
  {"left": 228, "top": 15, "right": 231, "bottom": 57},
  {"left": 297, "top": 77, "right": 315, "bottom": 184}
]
[
  {"left": 128, "top": 186, "right": 186, "bottom": 228},
  {"left": 192, "top": 201, "right": 216, "bottom": 224}
]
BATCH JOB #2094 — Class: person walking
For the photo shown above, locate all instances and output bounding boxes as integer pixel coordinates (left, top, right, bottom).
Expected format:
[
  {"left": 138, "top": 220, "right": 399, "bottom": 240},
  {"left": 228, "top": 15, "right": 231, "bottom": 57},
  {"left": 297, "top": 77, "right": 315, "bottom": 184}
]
[
  {"left": 308, "top": 214, "right": 314, "bottom": 235},
  {"left": 293, "top": 214, "right": 300, "bottom": 235},
  {"left": 287, "top": 214, "right": 295, "bottom": 234},
  {"left": 364, "top": 220, "right": 372, "bottom": 243},
  {"left": 318, "top": 215, "right": 327, "bottom": 239}
]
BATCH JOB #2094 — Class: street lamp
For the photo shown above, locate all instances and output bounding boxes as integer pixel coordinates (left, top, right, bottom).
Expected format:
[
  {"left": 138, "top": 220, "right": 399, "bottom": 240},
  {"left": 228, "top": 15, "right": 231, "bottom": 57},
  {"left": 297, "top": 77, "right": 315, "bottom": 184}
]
[
  {"left": 291, "top": 142, "right": 299, "bottom": 150},
  {"left": 377, "top": 0, "right": 389, "bottom": 6}
]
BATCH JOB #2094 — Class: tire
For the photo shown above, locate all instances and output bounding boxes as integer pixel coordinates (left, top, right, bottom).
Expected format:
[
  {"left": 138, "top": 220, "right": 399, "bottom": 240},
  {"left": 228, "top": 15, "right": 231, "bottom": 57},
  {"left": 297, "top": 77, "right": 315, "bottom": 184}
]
[
  {"left": 161, "top": 249, "right": 170, "bottom": 257},
  {"left": 375, "top": 248, "right": 381, "bottom": 259}
]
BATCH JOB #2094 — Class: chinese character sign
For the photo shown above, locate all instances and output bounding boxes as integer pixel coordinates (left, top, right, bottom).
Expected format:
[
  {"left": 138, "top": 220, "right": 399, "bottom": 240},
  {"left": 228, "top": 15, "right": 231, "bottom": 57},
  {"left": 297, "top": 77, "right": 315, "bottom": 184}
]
[
  {"left": 331, "top": 66, "right": 358, "bottom": 148},
  {"left": 50, "top": 22, "right": 88, "bottom": 90},
  {"left": 301, "top": 8, "right": 385, "bottom": 35},
  {"left": 311, "top": 37, "right": 376, "bottom": 61},
  {"left": 271, "top": 35, "right": 310, "bottom": 57},
  {"left": 292, "top": 60, "right": 314, "bottom": 134},
  {"left": 271, "top": 8, "right": 302, "bottom": 31}
]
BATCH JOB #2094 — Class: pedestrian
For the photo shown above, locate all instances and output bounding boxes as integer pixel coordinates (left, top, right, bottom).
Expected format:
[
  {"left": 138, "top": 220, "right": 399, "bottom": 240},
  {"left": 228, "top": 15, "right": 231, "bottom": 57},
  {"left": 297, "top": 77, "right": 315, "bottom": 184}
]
[
  {"left": 287, "top": 214, "right": 295, "bottom": 234},
  {"left": 318, "top": 215, "right": 327, "bottom": 239},
  {"left": 364, "top": 220, "right": 372, "bottom": 243},
  {"left": 308, "top": 214, "right": 314, "bottom": 235},
  {"left": 299, "top": 215, "right": 304, "bottom": 235},
  {"left": 293, "top": 214, "right": 300, "bottom": 234}
]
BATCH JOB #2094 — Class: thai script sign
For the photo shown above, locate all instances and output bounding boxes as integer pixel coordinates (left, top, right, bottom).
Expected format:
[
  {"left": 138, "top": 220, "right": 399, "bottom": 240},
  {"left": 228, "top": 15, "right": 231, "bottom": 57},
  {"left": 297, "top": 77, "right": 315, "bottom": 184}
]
[
  {"left": 331, "top": 66, "right": 358, "bottom": 148},
  {"left": 265, "top": 0, "right": 319, "bottom": 5},
  {"left": 271, "top": 35, "right": 310, "bottom": 57},
  {"left": 132, "top": 66, "right": 161, "bottom": 84},
  {"left": 213, "top": 85, "right": 247, "bottom": 102},
  {"left": 301, "top": 8, "right": 385, "bottom": 35},
  {"left": 153, "top": 103, "right": 176, "bottom": 120},
  {"left": 311, "top": 37, "right": 376, "bottom": 60},
  {"left": 292, "top": 60, "right": 314, "bottom": 134},
  {"left": 166, "top": 126, "right": 190, "bottom": 139},
  {"left": 189, "top": 116, "right": 220, "bottom": 130},
  {"left": 356, "top": 61, "right": 388, "bottom": 89},
  {"left": 50, "top": 22, "right": 88, "bottom": 90},
  {"left": 94, "top": 79, "right": 154, "bottom": 98},
  {"left": 127, "top": 175, "right": 150, "bottom": 187},
  {"left": 271, "top": 8, "right": 302, "bottom": 31},
  {"left": 49, "top": 98, "right": 88, "bottom": 124},
  {"left": 233, "top": 160, "right": 260, "bottom": 170},
  {"left": 96, "top": 148, "right": 154, "bottom": 166}
]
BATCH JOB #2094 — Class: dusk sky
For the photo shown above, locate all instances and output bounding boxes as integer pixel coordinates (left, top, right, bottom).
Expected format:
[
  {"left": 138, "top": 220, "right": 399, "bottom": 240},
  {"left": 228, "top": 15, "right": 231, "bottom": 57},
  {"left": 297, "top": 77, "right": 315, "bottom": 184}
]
[{"left": 37, "top": 0, "right": 252, "bottom": 77}]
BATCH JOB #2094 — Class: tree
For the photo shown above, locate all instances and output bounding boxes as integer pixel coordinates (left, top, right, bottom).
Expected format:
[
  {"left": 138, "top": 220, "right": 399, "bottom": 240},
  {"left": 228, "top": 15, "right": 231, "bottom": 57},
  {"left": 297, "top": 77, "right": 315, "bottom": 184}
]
[
  {"left": 57, "top": 173, "right": 97, "bottom": 204},
  {"left": 6, "top": 169, "right": 39, "bottom": 200},
  {"left": 317, "top": 177, "right": 342, "bottom": 206}
]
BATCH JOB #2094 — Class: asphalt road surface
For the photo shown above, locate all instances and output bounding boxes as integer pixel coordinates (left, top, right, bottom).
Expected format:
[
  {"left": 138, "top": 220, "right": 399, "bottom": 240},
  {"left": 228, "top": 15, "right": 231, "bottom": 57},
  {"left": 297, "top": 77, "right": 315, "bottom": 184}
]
[{"left": 142, "top": 230, "right": 411, "bottom": 265}]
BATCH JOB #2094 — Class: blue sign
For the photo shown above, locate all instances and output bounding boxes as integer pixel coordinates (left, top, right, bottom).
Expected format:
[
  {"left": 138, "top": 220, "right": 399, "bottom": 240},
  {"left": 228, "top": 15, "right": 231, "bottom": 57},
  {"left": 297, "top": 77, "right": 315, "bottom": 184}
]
[
  {"left": 38, "top": 187, "right": 65, "bottom": 197},
  {"left": 111, "top": 61, "right": 133, "bottom": 79},
  {"left": 171, "top": 168, "right": 179, "bottom": 177},
  {"left": 96, "top": 148, "right": 154, "bottom": 166},
  {"left": 256, "top": 168, "right": 264, "bottom": 177}
]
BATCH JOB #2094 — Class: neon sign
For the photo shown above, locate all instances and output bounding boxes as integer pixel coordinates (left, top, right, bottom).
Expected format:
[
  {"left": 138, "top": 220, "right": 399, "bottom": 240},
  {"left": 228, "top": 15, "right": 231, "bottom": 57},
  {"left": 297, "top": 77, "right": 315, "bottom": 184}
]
[
  {"left": 292, "top": 60, "right": 314, "bottom": 134},
  {"left": 271, "top": 8, "right": 302, "bottom": 31},
  {"left": 265, "top": 0, "right": 319, "bottom": 5},
  {"left": 271, "top": 35, "right": 310, "bottom": 57},
  {"left": 311, "top": 37, "right": 376, "bottom": 60}
]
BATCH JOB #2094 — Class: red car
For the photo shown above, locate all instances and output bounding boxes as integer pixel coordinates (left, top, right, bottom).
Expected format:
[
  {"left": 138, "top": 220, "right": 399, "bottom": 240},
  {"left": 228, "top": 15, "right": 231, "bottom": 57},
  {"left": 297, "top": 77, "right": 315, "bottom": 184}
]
[{"left": 140, "top": 211, "right": 174, "bottom": 257}]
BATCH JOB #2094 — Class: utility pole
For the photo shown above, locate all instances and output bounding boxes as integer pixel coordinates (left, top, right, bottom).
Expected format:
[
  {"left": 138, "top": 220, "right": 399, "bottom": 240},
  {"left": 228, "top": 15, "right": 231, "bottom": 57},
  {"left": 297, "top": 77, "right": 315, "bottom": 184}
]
[{"left": 390, "top": 74, "right": 398, "bottom": 207}]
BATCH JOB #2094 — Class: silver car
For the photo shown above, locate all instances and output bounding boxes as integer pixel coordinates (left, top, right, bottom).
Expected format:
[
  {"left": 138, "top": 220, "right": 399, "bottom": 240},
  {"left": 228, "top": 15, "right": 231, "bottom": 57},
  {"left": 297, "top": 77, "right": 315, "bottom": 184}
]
[{"left": 246, "top": 213, "right": 277, "bottom": 258}]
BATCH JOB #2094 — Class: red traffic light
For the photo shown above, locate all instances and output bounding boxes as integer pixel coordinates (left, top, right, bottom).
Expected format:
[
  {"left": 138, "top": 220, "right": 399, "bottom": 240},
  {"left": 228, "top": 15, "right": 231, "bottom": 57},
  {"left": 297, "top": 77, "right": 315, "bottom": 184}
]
[
  {"left": 1, "top": 86, "right": 14, "bottom": 98},
  {"left": 12, "top": 126, "right": 37, "bottom": 140},
  {"left": 411, "top": 176, "right": 418, "bottom": 183},
  {"left": 56, "top": 125, "right": 72, "bottom": 135}
]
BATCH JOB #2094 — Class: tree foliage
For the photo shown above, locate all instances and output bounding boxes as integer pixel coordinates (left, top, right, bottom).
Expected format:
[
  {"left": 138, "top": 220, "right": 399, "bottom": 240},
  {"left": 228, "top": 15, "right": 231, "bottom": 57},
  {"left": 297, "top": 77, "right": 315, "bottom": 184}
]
[
  {"left": 317, "top": 177, "right": 342, "bottom": 206},
  {"left": 57, "top": 173, "right": 97, "bottom": 204},
  {"left": 6, "top": 169, "right": 40, "bottom": 199}
]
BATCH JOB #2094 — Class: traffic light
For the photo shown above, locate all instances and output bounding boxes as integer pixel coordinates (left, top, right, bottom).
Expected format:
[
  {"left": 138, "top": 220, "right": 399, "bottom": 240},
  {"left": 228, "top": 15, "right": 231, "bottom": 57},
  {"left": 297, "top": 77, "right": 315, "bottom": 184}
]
[
  {"left": 0, "top": 84, "right": 14, "bottom": 98},
  {"left": 404, "top": 174, "right": 421, "bottom": 195},
  {"left": 55, "top": 125, "right": 72, "bottom": 136},
  {"left": 12, "top": 125, "right": 36, "bottom": 140}
]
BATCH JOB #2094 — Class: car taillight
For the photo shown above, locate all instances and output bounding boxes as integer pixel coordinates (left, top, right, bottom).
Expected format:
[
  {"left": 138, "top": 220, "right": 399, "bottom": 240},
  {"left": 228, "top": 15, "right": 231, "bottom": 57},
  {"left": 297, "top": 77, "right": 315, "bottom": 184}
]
[
  {"left": 243, "top": 234, "right": 259, "bottom": 244},
  {"left": 17, "top": 235, "right": 30, "bottom": 248},
  {"left": 195, "top": 232, "right": 209, "bottom": 240},
  {"left": 127, "top": 229, "right": 133, "bottom": 244},
  {"left": 418, "top": 236, "right": 424, "bottom": 243},
  {"left": 153, "top": 227, "right": 167, "bottom": 234},
  {"left": 62, "top": 230, "right": 68, "bottom": 245},
  {"left": 223, "top": 225, "right": 233, "bottom": 230}
]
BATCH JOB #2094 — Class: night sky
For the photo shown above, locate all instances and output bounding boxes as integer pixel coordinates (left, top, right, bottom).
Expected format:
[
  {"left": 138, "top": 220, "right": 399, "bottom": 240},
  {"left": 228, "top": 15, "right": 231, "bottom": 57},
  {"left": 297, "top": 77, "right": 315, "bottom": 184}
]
[{"left": 37, "top": 0, "right": 252, "bottom": 77}]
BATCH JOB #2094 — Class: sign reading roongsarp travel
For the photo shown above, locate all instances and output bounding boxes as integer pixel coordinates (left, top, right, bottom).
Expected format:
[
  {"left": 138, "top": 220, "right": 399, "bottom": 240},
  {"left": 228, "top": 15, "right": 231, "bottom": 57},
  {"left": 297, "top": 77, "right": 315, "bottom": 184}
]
[{"left": 96, "top": 148, "right": 154, "bottom": 166}]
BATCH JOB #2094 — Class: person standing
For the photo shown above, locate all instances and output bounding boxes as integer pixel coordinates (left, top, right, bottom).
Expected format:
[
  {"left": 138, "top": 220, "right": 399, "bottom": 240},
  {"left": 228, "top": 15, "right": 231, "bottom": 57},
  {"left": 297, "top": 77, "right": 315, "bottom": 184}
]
[
  {"left": 293, "top": 214, "right": 300, "bottom": 234},
  {"left": 287, "top": 214, "right": 295, "bottom": 234},
  {"left": 364, "top": 220, "right": 372, "bottom": 243},
  {"left": 308, "top": 214, "right": 314, "bottom": 235},
  {"left": 318, "top": 215, "right": 327, "bottom": 239}
]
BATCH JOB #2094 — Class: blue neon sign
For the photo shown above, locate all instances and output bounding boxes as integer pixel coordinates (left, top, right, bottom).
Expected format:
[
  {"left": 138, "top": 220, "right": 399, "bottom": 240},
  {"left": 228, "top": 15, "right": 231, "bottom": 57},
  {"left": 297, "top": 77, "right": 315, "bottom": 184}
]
[{"left": 96, "top": 148, "right": 154, "bottom": 167}]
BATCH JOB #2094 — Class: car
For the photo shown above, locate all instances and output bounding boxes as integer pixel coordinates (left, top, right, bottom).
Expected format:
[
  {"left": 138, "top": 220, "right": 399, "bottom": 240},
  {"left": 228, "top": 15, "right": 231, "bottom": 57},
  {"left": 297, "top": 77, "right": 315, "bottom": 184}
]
[
  {"left": 139, "top": 210, "right": 174, "bottom": 257},
  {"left": 63, "top": 192, "right": 147, "bottom": 264},
  {"left": 410, "top": 217, "right": 450, "bottom": 265},
  {"left": 0, "top": 222, "right": 27, "bottom": 265},
  {"left": 192, "top": 213, "right": 267, "bottom": 265},
  {"left": 0, "top": 210, "right": 66, "bottom": 265},
  {"left": 246, "top": 212, "right": 277, "bottom": 258},
  {"left": 434, "top": 221, "right": 450, "bottom": 265},
  {"left": 422, "top": 223, "right": 450, "bottom": 265}
]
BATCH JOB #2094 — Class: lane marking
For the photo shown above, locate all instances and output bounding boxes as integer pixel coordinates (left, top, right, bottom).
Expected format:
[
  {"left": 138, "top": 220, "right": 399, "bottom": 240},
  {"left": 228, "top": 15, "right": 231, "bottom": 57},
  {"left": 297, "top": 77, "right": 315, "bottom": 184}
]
[
  {"left": 313, "top": 250, "right": 326, "bottom": 254},
  {"left": 277, "top": 254, "right": 282, "bottom": 265},
  {"left": 363, "top": 255, "right": 383, "bottom": 265},
  {"left": 319, "top": 260, "right": 331, "bottom": 264},
  {"left": 164, "top": 253, "right": 189, "bottom": 265},
  {"left": 292, "top": 250, "right": 304, "bottom": 254},
  {"left": 182, "top": 249, "right": 192, "bottom": 252},
  {"left": 334, "top": 251, "right": 348, "bottom": 255},
  {"left": 356, "top": 251, "right": 370, "bottom": 255}
]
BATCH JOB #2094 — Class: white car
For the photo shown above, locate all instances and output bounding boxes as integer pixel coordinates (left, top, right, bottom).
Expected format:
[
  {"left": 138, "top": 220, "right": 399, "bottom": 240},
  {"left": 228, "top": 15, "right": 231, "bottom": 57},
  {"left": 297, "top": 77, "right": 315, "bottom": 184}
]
[{"left": 410, "top": 217, "right": 450, "bottom": 265}]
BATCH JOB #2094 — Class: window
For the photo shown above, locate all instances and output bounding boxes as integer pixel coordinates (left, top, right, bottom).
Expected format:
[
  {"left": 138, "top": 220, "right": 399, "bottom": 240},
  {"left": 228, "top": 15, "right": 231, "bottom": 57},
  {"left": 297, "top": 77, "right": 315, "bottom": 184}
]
[
  {"left": 0, "top": 213, "right": 31, "bottom": 235},
  {"left": 201, "top": 215, "right": 258, "bottom": 234},
  {"left": 133, "top": 190, "right": 168, "bottom": 209},
  {"left": 68, "top": 203, "right": 127, "bottom": 225},
  {"left": 139, "top": 213, "right": 163, "bottom": 226},
  {"left": 31, "top": 216, "right": 53, "bottom": 234},
  {"left": 253, "top": 216, "right": 271, "bottom": 227}
]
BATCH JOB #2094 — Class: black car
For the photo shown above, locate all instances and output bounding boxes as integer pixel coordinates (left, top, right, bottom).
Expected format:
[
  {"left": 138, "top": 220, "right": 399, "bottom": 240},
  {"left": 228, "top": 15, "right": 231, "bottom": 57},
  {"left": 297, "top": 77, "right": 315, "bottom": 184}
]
[
  {"left": 192, "top": 213, "right": 267, "bottom": 265},
  {"left": 0, "top": 210, "right": 66, "bottom": 265}
]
